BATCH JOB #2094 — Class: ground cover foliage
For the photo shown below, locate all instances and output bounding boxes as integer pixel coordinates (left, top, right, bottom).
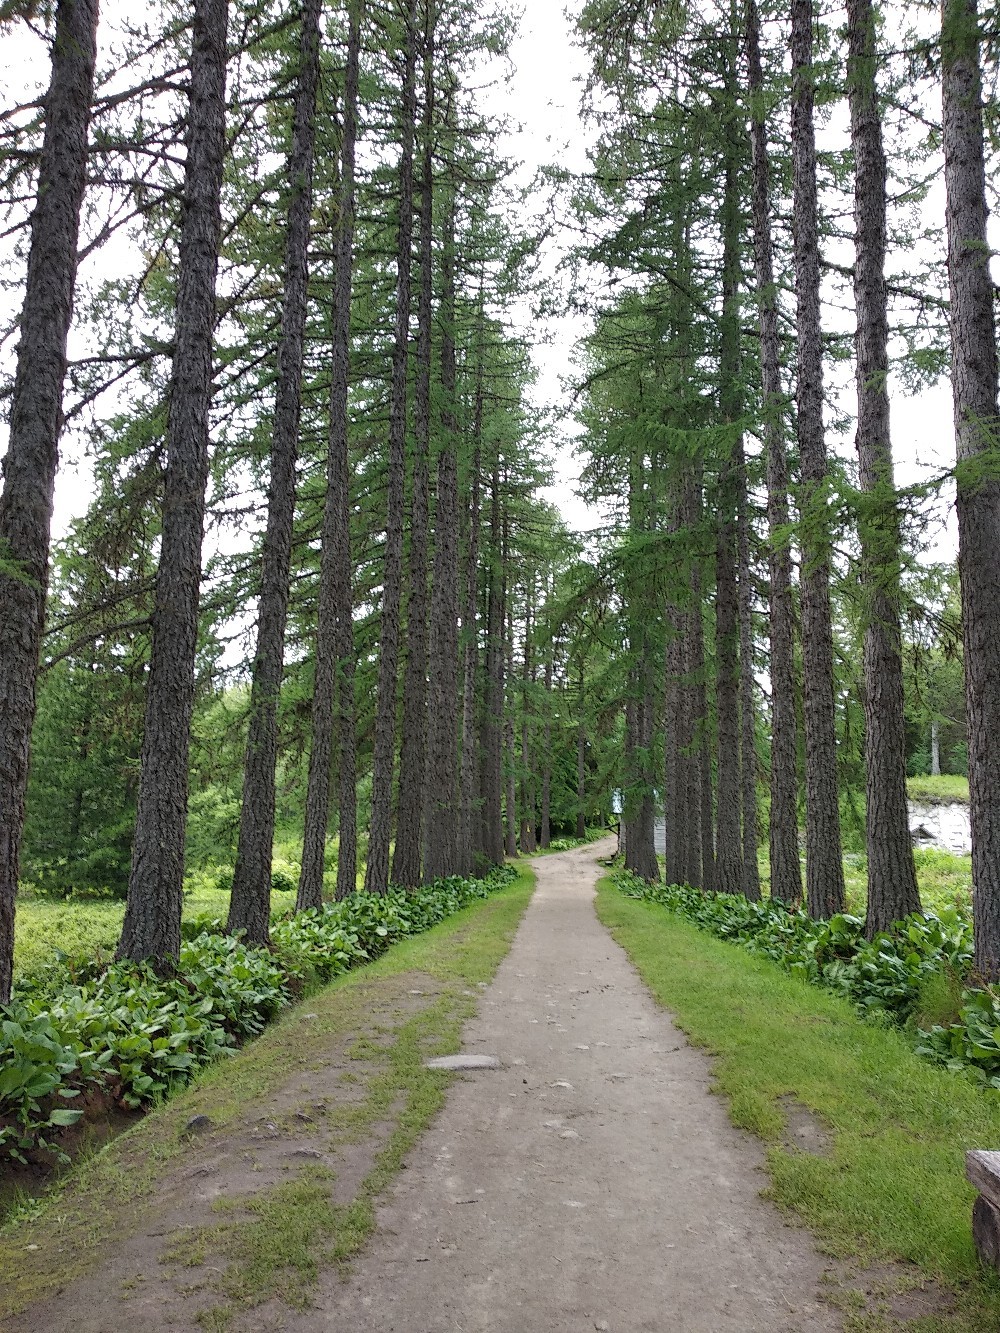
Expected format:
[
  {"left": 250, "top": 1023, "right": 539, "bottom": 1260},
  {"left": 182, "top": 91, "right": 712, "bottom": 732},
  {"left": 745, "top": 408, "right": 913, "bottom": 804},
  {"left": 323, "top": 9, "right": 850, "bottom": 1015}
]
[
  {"left": 0, "top": 865, "right": 515, "bottom": 1166},
  {"left": 611, "top": 867, "right": 1000, "bottom": 1092},
  {"left": 0, "top": 866, "right": 535, "bottom": 1322},
  {"left": 597, "top": 878, "right": 1000, "bottom": 1332}
]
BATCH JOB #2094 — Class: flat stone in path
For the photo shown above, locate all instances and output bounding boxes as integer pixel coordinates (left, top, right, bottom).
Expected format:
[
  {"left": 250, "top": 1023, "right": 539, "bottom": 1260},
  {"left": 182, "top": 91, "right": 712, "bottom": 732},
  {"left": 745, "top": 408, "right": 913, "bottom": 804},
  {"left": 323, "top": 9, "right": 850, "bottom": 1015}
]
[
  {"left": 319, "top": 838, "right": 843, "bottom": 1332},
  {"left": 424, "top": 1054, "right": 501, "bottom": 1071}
]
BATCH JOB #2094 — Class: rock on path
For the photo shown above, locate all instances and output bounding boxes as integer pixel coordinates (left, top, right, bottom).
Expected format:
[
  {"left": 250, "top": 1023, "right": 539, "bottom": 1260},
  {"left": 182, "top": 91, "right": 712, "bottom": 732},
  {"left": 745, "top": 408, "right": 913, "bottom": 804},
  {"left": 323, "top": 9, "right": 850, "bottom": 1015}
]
[{"left": 317, "top": 840, "right": 842, "bottom": 1332}]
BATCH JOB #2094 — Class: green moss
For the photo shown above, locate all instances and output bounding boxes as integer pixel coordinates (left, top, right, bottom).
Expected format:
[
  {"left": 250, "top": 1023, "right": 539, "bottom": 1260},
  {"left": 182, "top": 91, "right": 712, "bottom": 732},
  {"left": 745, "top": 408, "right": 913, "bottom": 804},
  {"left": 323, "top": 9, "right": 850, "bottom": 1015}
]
[{"left": 595, "top": 878, "right": 1000, "bottom": 1331}]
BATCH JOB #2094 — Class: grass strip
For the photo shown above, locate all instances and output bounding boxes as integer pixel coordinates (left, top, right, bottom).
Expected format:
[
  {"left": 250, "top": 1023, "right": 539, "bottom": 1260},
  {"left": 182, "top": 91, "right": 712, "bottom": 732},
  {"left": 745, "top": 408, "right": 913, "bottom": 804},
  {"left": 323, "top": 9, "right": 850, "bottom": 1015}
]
[
  {"left": 596, "top": 876, "right": 1000, "bottom": 1332},
  {"left": 0, "top": 865, "right": 534, "bottom": 1322}
]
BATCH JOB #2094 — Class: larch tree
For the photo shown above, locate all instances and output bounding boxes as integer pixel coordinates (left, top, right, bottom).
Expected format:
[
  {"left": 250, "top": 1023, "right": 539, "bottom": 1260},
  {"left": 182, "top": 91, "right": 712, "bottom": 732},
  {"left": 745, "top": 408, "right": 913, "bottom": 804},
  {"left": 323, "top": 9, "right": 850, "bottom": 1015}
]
[
  {"left": 298, "top": 0, "right": 364, "bottom": 910},
  {"left": 229, "top": 0, "right": 323, "bottom": 943},
  {"left": 847, "top": 0, "right": 921, "bottom": 937},
  {"left": 117, "top": 0, "right": 230, "bottom": 967},
  {"left": 941, "top": 0, "right": 1000, "bottom": 979},
  {"left": 790, "top": 0, "right": 845, "bottom": 919},
  {"left": 365, "top": 0, "right": 418, "bottom": 895},
  {"left": 0, "top": 0, "right": 100, "bottom": 1003},
  {"left": 745, "top": 0, "right": 801, "bottom": 907},
  {"left": 392, "top": 0, "right": 436, "bottom": 889}
]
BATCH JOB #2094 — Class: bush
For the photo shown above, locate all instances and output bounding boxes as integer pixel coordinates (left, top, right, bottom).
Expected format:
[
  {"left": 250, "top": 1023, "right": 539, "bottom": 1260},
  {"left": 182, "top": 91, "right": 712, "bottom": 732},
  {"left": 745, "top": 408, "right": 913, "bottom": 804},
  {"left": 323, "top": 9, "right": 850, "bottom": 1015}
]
[
  {"left": 610, "top": 870, "right": 1000, "bottom": 1089},
  {"left": 0, "top": 863, "right": 516, "bottom": 1162}
]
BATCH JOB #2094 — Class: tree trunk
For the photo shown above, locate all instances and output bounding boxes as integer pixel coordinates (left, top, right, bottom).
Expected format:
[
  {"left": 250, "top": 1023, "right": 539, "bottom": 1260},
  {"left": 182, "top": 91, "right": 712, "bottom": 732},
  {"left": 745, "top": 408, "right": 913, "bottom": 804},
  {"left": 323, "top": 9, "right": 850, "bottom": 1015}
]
[
  {"left": 714, "top": 103, "right": 743, "bottom": 896},
  {"left": 504, "top": 560, "right": 519, "bottom": 859},
  {"left": 931, "top": 720, "right": 941, "bottom": 776},
  {"left": 298, "top": 0, "right": 363, "bottom": 911},
  {"left": 392, "top": 14, "right": 435, "bottom": 889},
  {"left": 365, "top": 0, "right": 418, "bottom": 895},
  {"left": 848, "top": 0, "right": 921, "bottom": 937},
  {"left": 458, "top": 383, "right": 483, "bottom": 874},
  {"left": 230, "top": 0, "right": 321, "bottom": 941},
  {"left": 941, "top": 0, "right": 1000, "bottom": 980},
  {"left": 576, "top": 672, "right": 587, "bottom": 841},
  {"left": 519, "top": 574, "right": 536, "bottom": 854},
  {"left": 479, "top": 464, "right": 505, "bottom": 866},
  {"left": 118, "top": 0, "right": 229, "bottom": 967},
  {"left": 746, "top": 0, "right": 802, "bottom": 907},
  {"left": 540, "top": 640, "right": 553, "bottom": 848},
  {"left": 0, "top": 0, "right": 99, "bottom": 1003},
  {"left": 790, "top": 0, "right": 845, "bottom": 919},
  {"left": 738, "top": 458, "right": 762, "bottom": 900},
  {"left": 424, "top": 165, "right": 461, "bottom": 883}
]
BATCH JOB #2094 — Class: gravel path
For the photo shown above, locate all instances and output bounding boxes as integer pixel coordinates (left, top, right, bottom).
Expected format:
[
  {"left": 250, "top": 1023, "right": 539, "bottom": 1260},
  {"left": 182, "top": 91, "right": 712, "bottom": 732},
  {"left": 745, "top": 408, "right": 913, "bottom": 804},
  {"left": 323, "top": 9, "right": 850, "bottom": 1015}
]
[{"left": 321, "top": 839, "right": 842, "bottom": 1332}]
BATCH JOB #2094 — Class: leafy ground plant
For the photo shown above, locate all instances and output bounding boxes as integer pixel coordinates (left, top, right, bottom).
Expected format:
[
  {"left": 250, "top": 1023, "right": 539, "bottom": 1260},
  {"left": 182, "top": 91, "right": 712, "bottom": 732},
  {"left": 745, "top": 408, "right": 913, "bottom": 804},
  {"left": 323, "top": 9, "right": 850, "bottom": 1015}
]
[
  {"left": 0, "top": 867, "right": 515, "bottom": 1164},
  {"left": 610, "top": 869, "right": 1000, "bottom": 1089}
]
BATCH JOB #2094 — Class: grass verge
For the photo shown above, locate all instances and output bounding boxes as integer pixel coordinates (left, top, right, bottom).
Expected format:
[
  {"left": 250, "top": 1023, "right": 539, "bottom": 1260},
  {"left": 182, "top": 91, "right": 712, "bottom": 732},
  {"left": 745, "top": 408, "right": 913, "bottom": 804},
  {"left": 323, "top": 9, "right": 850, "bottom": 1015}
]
[
  {"left": 0, "top": 865, "right": 534, "bottom": 1324},
  {"left": 596, "top": 875, "right": 1000, "bottom": 1332}
]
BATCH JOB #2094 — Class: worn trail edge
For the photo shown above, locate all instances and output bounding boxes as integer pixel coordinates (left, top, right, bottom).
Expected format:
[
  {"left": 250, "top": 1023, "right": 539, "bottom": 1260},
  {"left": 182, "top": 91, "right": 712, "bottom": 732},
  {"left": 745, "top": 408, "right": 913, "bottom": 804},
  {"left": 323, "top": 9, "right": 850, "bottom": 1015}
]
[{"left": 319, "top": 839, "right": 841, "bottom": 1332}]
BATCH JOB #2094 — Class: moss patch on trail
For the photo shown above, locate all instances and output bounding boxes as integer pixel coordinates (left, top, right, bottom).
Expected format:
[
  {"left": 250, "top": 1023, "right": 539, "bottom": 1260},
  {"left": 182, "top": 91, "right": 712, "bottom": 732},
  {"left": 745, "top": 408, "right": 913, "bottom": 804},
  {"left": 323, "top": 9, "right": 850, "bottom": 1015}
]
[
  {"left": 0, "top": 867, "right": 534, "bottom": 1326},
  {"left": 596, "top": 877, "right": 1000, "bottom": 1333}
]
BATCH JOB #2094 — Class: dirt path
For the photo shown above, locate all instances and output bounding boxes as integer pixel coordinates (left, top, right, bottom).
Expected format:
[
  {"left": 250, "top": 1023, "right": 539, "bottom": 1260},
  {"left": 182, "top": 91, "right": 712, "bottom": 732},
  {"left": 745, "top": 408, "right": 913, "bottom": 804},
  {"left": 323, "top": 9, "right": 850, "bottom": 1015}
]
[{"left": 285, "top": 839, "right": 842, "bottom": 1332}]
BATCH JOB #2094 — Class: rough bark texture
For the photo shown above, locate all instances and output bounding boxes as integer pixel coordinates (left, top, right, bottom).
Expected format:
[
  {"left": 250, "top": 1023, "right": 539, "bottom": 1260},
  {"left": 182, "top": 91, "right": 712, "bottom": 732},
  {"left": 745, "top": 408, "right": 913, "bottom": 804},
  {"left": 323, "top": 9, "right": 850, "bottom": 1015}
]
[
  {"left": 790, "top": 0, "right": 845, "bottom": 920},
  {"left": 738, "top": 456, "right": 761, "bottom": 901},
  {"left": 118, "top": 0, "right": 228, "bottom": 967},
  {"left": 941, "top": 0, "right": 1000, "bottom": 980},
  {"left": 540, "top": 646, "right": 553, "bottom": 848},
  {"left": 365, "top": 0, "right": 418, "bottom": 895},
  {"left": 458, "top": 421, "right": 483, "bottom": 874},
  {"left": 746, "top": 0, "right": 802, "bottom": 907},
  {"left": 230, "top": 0, "right": 321, "bottom": 940},
  {"left": 504, "top": 564, "right": 519, "bottom": 860},
  {"left": 576, "top": 682, "right": 587, "bottom": 842},
  {"left": 519, "top": 578, "right": 536, "bottom": 855},
  {"left": 479, "top": 464, "right": 505, "bottom": 866},
  {"left": 298, "top": 0, "right": 362, "bottom": 910},
  {"left": 714, "top": 112, "right": 743, "bottom": 897},
  {"left": 0, "top": 0, "right": 99, "bottom": 1003},
  {"left": 424, "top": 177, "right": 461, "bottom": 883},
  {"left": 848, "top": 0, "right": 921, "bottom": 937},
  {"left": 392, "top": 21, "right": 435, "bottom": 889}
]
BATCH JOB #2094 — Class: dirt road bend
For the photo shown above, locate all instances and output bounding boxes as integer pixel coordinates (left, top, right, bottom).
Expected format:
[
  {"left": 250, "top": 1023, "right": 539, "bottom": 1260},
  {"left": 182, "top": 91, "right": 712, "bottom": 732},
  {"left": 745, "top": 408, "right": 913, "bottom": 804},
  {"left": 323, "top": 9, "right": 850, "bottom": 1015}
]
[{"left": 324, "top": 840, "right": 841, "bottom": 1332}]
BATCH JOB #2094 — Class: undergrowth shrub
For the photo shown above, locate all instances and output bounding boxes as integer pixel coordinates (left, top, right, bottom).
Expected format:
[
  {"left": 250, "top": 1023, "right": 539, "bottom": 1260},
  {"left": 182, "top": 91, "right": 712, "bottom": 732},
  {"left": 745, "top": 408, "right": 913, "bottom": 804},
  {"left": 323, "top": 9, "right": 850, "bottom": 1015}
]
[
  {"left": 611, "top": 870, "right": 1000, "bottom": 1090},
  {"left": 0, "top": 865, "right": 516, "bottom": 1162}
]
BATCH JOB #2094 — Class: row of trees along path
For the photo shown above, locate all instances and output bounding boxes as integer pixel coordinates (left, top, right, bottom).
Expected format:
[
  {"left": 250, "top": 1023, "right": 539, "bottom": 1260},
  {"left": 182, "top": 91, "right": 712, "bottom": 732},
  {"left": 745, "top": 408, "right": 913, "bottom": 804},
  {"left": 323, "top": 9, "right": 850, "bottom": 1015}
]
[{"left": 1, "top": 0, "right": 1000, "bottom": 1000}]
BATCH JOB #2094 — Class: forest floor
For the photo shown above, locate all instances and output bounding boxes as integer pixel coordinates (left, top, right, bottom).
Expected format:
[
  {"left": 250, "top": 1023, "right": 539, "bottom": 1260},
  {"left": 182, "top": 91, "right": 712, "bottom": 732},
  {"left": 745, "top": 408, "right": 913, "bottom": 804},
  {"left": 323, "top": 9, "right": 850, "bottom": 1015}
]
[{"left": 0, "top": 840, "right": 978, "bottom": 1331}]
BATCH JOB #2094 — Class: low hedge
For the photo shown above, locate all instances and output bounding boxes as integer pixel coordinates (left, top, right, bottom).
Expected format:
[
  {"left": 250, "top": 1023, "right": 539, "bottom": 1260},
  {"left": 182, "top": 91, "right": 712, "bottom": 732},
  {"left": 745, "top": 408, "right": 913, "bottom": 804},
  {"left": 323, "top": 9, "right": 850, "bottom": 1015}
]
[
  {"left": 0, "top": 866, "right": 515, "bottom": 1164},
  {"left": 611, "top": 870, "right": 1000, "bottom": 1090}
]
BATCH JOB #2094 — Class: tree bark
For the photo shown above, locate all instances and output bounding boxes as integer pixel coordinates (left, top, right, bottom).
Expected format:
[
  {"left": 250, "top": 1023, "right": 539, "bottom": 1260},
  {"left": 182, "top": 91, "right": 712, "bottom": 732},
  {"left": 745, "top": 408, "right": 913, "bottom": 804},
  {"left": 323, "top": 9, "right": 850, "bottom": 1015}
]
[
  {"left": 118, "top": 0, "right": 228, "bottom": 967},
  {"left": 941, "top": 0, "right": 1000, "bottom": 979},
  {"left": 790, "top": 0, "right": 845, "bottom": 919},
  {"left": 0, "top": 0, "right": 99, "bottom": 1003},
  {"left": 229, "top": 0, "right": 321, "bottom": 941},
  {"left": 738, "top": 457, "right": 762, "bottom": 900},
  {"left": 392, "top": 11, "right": 435, "bottom": 889},
  {"left": 746, "top": 0, "right": 802, "bottom": 907},
  {"left": 714, "top": 89, "right": 744, "bottom": 896},
  {"left": 848, "top": 0, "right": 921, "bottom": 937},
  {"left": 479, "top": 463, "right": 505, "bottom": 866},
  {"left": 540, "top": 637, "right": 553, "bottom": 848},
  {"left": 457, "top": 373, "right": 484, "bottom": 874},
  {"left": 365, "top": 0, "right": 419, "bottom": 895},
  {"left": 298, "top": 0, "right": 363, "bottom": 910},
  {"left": 424, "top": 159, "right": 461, "bottom": 883}
]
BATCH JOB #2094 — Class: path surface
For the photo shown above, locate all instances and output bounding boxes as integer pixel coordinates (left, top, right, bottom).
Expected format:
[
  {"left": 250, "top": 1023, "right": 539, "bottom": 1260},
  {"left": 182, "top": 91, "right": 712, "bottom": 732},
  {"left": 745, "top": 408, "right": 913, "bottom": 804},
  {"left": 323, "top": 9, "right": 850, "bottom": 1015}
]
[{"left": 307, "top": 840, "right": 842, "bottom": 1332}]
